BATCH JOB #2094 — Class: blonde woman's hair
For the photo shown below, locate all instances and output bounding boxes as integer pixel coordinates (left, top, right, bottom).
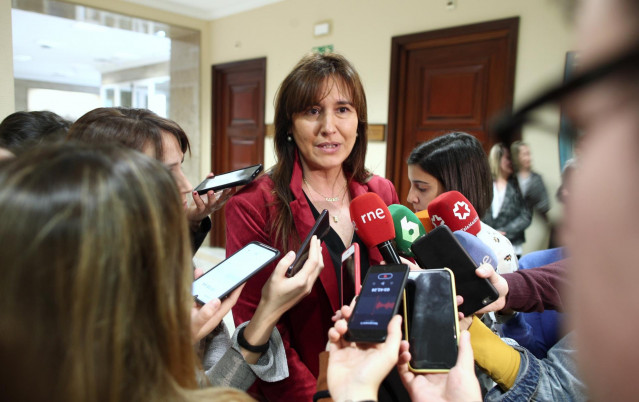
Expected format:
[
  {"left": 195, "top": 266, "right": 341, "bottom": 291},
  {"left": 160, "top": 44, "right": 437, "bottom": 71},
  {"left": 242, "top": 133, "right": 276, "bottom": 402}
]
[
  {"left": 488, "top": 142, "right": 508, "bottom": 179},
  {"left": 0, "top": 143, "right": 252, "bottom": 402}
]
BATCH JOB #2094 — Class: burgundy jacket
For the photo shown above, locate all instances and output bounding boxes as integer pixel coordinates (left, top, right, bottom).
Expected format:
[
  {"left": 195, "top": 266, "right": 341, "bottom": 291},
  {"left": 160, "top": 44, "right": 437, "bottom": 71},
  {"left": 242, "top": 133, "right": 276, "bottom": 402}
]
[
  {"left": 503, "top": 259, "right": 567, "bottom": 312},
  {"left": 225, "top": 159, "right": 399, "bottom": 401}
]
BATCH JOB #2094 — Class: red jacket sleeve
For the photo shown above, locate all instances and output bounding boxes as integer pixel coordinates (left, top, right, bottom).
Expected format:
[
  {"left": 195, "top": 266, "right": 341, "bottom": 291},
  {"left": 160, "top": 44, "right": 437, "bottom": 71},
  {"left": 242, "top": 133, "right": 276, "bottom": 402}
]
[{"left": 225, "top": 188, "right": 318, "bottom": 400}]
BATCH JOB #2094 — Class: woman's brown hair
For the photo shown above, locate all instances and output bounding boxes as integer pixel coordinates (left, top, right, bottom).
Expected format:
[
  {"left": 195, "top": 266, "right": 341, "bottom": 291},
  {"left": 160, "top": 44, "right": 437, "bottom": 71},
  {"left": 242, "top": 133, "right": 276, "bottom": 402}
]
[
  {"left": 407, "top": 132, "right": 493, "bottom": 218},
  {"left": 271, "top": 53, "right": 370, "bottom": 250},
  {"left": 67, "top": 107, "right": 190, "bottom": 160},
  {"left": 0, "top": 143, "right": 251, "bottom": 402}
]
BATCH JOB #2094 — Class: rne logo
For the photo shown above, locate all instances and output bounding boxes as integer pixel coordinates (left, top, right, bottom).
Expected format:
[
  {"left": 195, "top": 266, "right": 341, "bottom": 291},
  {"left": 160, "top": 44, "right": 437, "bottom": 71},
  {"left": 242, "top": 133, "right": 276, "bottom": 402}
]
[{"left": 360, "top": 208, "right": 386, "bottom": 223}]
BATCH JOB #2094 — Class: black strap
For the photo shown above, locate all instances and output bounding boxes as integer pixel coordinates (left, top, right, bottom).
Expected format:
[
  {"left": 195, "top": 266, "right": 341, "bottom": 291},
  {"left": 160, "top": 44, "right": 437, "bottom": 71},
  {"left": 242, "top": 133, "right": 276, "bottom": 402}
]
[
  {"left": 312, "top": 390, "right": 331, "bottom": 402},
  {"left": 237, "top": 326, "right": 269, "bottom": 353}
]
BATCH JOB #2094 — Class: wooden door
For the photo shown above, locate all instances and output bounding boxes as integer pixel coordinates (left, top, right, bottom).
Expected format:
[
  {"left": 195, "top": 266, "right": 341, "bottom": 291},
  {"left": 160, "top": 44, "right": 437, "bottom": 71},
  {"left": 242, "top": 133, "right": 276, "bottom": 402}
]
[
  {"left": 387, "top": 18, "right": 518, "bottom": 208},
  {"left": 210, "top": 58, "right": 266, "bottom": 247}
]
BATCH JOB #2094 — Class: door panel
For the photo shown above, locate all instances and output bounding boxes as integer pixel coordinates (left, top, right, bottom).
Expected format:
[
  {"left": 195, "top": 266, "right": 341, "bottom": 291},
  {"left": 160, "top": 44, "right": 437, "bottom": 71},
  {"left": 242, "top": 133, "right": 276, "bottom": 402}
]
[
  {"left": 211, "top": 58, "right": 266, "bottom": 247},
  {"left": 387, "top": 18, "right": 518, "bottom": 209}
]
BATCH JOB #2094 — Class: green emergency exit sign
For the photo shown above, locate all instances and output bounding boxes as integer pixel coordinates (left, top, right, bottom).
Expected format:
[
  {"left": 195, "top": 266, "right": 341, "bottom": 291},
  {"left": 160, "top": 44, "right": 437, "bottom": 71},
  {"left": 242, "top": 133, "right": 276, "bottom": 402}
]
[{"left": 312, "top": 45, "right": 334, "bottom": 54}]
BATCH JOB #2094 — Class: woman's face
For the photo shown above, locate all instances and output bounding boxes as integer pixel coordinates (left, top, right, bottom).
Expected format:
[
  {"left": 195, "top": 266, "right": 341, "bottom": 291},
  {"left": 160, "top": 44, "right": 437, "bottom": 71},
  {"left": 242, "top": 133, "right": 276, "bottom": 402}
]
[
  {"left": 406, "top": 164, "right": 444, "bottom": 212},
  {"left": 143, "top": 132, "right": 192, "bottom": 210},
  {"left": 499, "top": 149, "right": 513, "bottom": 177},
  {"left": 291, "top": 77, "right": 359, "bottom": 174}
]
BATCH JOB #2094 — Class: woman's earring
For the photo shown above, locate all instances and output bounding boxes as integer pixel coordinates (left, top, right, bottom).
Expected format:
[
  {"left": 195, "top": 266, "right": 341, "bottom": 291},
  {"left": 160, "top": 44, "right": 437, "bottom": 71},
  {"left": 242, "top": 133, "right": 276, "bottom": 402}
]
[{"left": 287, "top": 135, "right": 292, "bottom": 142}]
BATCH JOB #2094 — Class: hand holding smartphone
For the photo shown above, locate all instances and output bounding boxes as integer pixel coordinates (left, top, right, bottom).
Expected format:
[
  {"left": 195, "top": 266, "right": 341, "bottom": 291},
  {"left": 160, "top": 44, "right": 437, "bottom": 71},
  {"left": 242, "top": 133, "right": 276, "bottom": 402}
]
[
  {"left": 194, "top": 164, "right": 263, "bottom": 195},
  {"left": 192, "top": 241, "right": 279, "bottom": 304},
  {"left": 410, "top": 225, "right": 499, "bottom": 316},
  {"left": 403, "top": 269, "right": 459, "bottom": 373},
  {"left": 345, "top": 264, "right": 410, "bottom": 343},
  {"left": 286, "top": 209, "right": 331, "bottom": 277}
]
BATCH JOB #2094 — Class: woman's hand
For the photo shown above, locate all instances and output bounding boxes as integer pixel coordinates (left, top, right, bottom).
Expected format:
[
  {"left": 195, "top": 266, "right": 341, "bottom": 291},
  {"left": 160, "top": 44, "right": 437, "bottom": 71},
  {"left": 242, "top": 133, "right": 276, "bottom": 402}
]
[
  {"left": 239, "top": 237, "right": 324, "bottom": 362},
  {"left": 398, "top": 330, "right": 481, "bottom": 402},
  {"left": 327, "top": 315, "right": 404, "bottom": 402},
  {"left": 186, "top": 172, "right": 234, "bottom": 230},
  {"left": 190, "top": 268, "right": 244, "bottom": 344},
  {"left": 258, "top": 236, "right": 324, "bottom": 319}
]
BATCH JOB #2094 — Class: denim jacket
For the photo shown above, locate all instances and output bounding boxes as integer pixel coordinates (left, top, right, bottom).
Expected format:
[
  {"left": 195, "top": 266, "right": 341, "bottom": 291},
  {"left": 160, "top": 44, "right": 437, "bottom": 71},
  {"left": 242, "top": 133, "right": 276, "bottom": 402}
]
[{"left": 485, "top": 333, "right": 588, "bottom": 402}]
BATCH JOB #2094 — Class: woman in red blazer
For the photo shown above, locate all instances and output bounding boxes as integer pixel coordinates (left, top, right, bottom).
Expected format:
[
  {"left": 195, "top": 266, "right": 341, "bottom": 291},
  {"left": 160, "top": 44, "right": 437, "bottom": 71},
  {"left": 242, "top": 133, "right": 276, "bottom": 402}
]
[{"left": 225, "top": 53, "right": 399, "bottom": 401}]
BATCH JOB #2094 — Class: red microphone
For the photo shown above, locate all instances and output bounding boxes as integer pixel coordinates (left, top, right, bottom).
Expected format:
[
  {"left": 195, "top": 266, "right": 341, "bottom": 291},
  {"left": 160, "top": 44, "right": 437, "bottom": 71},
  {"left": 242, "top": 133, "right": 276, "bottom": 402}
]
[
  {"left": 427, "top": 191, "right": 481, "bottom": 235},
  {"left": 349, "top": 193, "right": 401, "bottom": 264}
]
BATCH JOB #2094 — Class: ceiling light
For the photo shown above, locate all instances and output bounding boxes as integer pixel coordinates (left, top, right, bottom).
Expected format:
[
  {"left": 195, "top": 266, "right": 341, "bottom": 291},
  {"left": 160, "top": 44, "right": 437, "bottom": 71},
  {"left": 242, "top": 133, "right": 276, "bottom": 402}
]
[{"left": 14, "top": 55, "right": 32, "bottom": 62}]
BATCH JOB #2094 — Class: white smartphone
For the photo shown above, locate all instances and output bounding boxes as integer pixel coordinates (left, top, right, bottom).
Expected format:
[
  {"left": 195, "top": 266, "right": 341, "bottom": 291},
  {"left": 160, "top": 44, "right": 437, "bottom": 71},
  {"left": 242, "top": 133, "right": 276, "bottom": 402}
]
[{"left": 192, "top": 241, "right": 280, "bottom": 304}]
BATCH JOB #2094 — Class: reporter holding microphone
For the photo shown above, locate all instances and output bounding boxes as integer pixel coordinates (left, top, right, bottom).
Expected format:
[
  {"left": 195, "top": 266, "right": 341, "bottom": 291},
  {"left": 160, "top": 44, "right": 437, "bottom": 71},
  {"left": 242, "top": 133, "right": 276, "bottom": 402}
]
[{"left": 225, "top": 53, "right": 400, "bottom": 401}]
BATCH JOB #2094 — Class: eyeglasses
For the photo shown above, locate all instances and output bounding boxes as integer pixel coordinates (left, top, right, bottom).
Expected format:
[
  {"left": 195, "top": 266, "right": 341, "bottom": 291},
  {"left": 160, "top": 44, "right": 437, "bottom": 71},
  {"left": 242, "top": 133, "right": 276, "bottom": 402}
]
[{"left": 493, "top": 43, "right": 639, "bottom": 146}]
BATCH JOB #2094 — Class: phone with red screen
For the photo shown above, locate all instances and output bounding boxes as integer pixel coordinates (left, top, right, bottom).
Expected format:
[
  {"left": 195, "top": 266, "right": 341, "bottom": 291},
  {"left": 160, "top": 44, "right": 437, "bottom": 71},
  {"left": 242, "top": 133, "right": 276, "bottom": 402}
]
[{"left": 345, "top": 264, "right": 410, "bottom": 343}]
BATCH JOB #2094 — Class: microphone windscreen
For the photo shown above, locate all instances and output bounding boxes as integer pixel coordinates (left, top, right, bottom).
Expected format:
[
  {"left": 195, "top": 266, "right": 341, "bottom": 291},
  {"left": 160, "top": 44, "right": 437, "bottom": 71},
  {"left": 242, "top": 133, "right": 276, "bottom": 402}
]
[
  {"left": 349, "top": 193, "right": 395, "bottom": 247},
  {"left": 453, "top": 230, "right": 498, "bottom": 271},
  {"left": 415, "top": 209, "right": 435, "bottom": 233},
  {"left": 388, "top": 204, "right": 426, "bottom": 257},
  {"left": 427, "top": 191, "right": 481, "bottom": 236}
]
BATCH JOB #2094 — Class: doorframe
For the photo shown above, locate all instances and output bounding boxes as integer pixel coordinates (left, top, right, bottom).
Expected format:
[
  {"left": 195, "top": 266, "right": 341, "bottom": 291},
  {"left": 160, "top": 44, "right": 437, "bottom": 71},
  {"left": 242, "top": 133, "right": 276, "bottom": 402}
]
[{"left": 385, "top": 17, "right": 519, "bottom": 183}]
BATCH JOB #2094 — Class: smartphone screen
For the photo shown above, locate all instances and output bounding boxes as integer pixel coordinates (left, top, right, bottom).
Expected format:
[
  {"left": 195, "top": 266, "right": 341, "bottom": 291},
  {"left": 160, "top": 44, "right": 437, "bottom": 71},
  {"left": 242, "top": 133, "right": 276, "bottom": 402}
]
[
  {"left": 340, "top": 243, "right": 361, "bottom": 306},
  {"left": 192, "top": 241, "right": 279, "bottom": 304},
  {"left": 345, "top": 264, "right": 409, "bottom": 343},
  {"left": 410, "top": 225, "right": 498, "bottom": 316},
  {"left": 286, "top": 209, "right": 331, "bottom": 277},
  {"left": 404, "top": 269, "right": 459, "bottom": 372},
  {"left": 194, "top": 164, "right": 263, "bottom": 194}
]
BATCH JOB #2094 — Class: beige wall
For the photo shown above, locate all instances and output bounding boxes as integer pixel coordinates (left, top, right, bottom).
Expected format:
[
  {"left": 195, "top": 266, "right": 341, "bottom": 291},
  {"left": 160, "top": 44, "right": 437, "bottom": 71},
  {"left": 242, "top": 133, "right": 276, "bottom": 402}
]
[
  {"left": 207, "top": 0, "right": 574, "bottom": 252},
  {"left": 1, "top": 0, "right": 15, "bottom": 117},
  {"left": 1, "top": 0, "right": 575, "bottom": 252}
]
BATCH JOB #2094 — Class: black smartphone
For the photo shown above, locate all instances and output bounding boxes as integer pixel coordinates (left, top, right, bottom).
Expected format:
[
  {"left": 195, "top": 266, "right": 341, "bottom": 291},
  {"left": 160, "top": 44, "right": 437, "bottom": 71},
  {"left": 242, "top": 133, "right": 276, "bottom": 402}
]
[
  {"left": 192, "top": 241, "right": 279, "bottom": 304},
  {"left": 340, "top": 243, "right": 361, "bottom": 306},
  {"left": 286, "top": 209, "right": 331, "bottom": 277},
  {"left": 194, "top": 164, "right": 263, "bottom": 195},
  {"left": 345, "top": 264, "right": 410, "bottom": 343},
  {"left": 410, "top": 225, "right": 499, "bottom": 316},
  {"left": 403, "top": 269, "right": 459, "bottom": 373}
]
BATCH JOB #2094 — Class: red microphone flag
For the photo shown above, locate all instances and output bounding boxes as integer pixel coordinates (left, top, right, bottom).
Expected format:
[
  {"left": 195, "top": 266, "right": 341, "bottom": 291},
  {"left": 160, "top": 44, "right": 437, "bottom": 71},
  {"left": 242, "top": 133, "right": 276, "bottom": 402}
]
[
  {"left": 427, "top": 191, "right": 481, "bottom": 235},
  {"left": 349, "top": 193, "right": 395, "bottom": 247}
]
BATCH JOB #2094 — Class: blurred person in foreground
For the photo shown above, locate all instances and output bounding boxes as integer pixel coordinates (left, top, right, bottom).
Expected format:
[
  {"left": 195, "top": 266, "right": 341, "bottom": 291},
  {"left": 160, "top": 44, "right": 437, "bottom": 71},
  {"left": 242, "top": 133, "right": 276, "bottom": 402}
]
[{"left": 0, "top": 143, "right": 324, "bottom": 401}]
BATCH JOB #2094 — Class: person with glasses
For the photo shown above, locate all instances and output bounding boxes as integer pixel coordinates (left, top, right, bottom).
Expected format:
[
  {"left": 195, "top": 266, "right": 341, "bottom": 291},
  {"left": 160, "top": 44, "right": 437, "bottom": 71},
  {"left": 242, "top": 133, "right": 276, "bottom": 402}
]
[{"left": 487, "top": 0, "right": 639, "bottom": 399}]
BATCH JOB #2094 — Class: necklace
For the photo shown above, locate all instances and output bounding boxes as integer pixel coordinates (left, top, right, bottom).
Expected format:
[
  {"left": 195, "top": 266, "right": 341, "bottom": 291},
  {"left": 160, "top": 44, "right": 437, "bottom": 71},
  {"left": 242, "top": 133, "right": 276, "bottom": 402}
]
[
  {"left": 303, "top": 177, "right": 346, "bottom": 202},
  {"left": 303, "top": 178, "right": 349, "bottom": 223}
]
